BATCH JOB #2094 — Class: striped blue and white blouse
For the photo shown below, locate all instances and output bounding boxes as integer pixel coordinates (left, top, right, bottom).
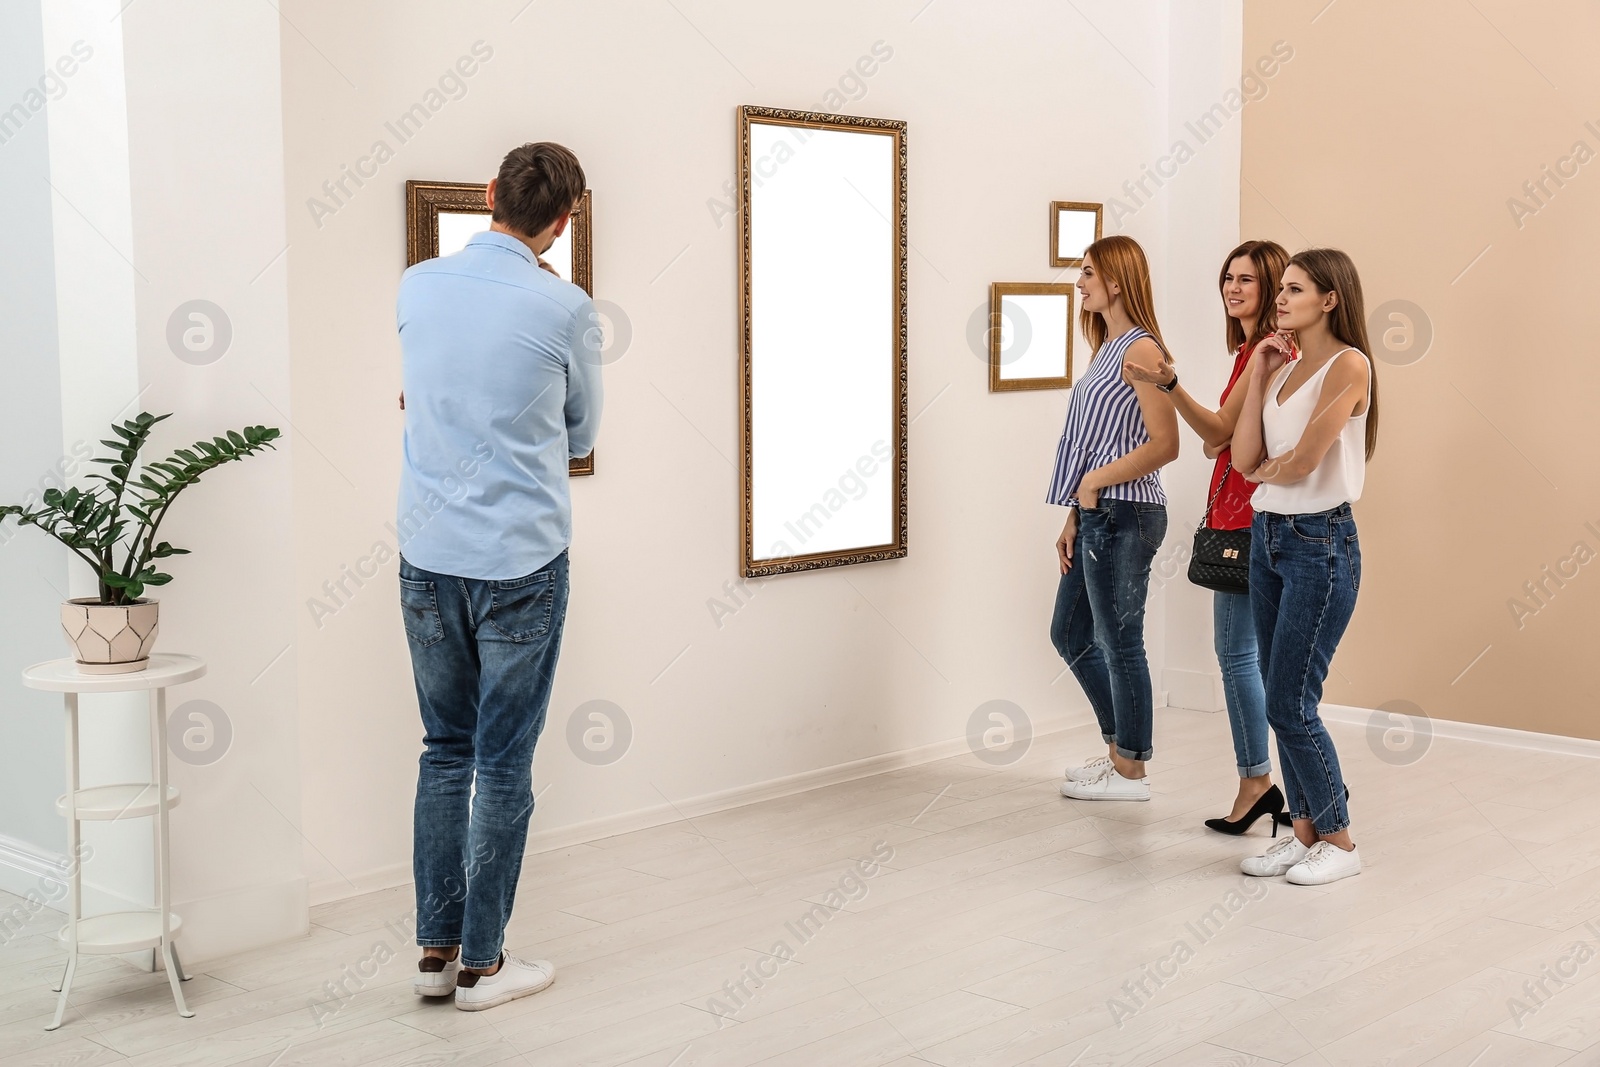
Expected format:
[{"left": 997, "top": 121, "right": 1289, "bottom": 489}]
[{"left": 1046, "top": 326, "right": 1166, "bottom": 507}]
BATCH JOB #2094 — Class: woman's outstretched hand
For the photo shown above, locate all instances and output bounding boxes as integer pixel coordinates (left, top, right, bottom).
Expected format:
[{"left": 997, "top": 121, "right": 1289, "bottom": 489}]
[{"left": 1123, "top": 354, "right": 1175, "bottom": 388}]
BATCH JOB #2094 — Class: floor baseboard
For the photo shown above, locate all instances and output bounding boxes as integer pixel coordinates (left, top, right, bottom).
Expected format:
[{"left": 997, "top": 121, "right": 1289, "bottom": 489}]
[
  {"left": 1320, "top": 702, "right": 1600, "bottom": 759},
  {"left": 308, "top": 710, "right": 1097, "bottom": 907}
]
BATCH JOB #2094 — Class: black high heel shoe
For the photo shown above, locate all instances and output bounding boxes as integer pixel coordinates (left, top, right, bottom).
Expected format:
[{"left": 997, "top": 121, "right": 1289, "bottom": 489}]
[
  {"left": 1206, "top": 784, "right": 1287, "bottom": 837},
  {"left": 1274, "top": 784, "right": 1351, "bottom": 827}
]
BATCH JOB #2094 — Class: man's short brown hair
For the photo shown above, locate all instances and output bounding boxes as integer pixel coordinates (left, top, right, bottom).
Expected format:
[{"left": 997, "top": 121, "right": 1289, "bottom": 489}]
[{"left": 492, "top": 142, "right": 585, "bottom": 237}]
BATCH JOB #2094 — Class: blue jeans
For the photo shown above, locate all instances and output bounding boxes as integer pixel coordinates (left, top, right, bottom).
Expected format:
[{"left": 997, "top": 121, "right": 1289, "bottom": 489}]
[
  {"left": 1250, "top": 505, "right": 1360, "bottom": 834},
  {"left": 400, "top": 550, "right": 570, "bottom": 970},
  {"left": 1214, "top": 589, "right": 1270, "bottom": 778},
  {"left": 1050, "top": 500, "right": 1167, "bottom": 761}
]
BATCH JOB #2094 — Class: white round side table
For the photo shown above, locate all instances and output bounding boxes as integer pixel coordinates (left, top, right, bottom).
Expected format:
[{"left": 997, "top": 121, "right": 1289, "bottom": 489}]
[{"left": 22, "top": 652, "right": 206, "bottom": 1031}]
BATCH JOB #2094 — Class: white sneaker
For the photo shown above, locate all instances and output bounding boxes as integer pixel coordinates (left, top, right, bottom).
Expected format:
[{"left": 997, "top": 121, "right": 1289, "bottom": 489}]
[
  {"left": 1059, "top": 767, "right": 1150, "bottom": 801},
  {"left": 1286, "top": 841, "right": 1362, "bottom": 886},
  {"left": 413, "top": 952, "right": 459, "bottom": 997},
  {"left": 453, "top": 951, "right": 556, "bottom": 1011},
  {"left": 1064, "top": 755, "right": 1114, "bottom": 782},
  {"left": 1241, "top": 835, "right": 1309, "bottom": 877}
]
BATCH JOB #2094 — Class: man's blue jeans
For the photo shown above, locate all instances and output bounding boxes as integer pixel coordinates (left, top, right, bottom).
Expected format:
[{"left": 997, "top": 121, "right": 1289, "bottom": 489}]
[
  {"left": 1250, "top": 505, "right": 1360, "bottom": 834},
  {"left": 1050, "top": 500, "right": 1167, "bottom": 761},
  {"left": 399, "top": 550, "right": 569, "bottom": 970}
]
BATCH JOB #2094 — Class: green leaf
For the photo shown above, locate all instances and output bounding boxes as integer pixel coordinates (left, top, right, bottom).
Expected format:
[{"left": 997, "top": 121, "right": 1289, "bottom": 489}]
[
  {"left": 226, "top": 430, "right": 246, "bottom": 448},
  {"left": 144, "top": 573, "right": 173, "bottom": 586}
]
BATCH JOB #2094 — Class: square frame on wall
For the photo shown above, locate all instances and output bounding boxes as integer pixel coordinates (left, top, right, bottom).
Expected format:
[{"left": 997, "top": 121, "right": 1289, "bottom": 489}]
[
  {"left": 1049, "top": 200, "right": 1102, "bottom": 268},
  {"left": 404, "top": 180, "right": 595, "bottom": 476},
  {"left": 988, "top": 282, "right": 1075, "bottom": 392}
]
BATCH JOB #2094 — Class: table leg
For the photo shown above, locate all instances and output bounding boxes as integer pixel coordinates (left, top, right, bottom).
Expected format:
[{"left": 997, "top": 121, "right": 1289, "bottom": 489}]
[
  {"left": 152, "top": 688, "right": 192, "bottom": 1018},
  {"left": 169, "top": 940, "right": 192, "bottom": 982},
  {"left": 47, "top": 694, "right": 81, "bottom": 1031},
  {"left": 46, "top": 954, "right": 76, "bottom": 1031}
]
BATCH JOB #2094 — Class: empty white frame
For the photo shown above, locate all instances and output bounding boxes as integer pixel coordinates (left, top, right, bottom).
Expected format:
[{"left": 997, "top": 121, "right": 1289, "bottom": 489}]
[
  {"left": 737, "top": 106, "right": 908, "bottom": 578},
  {"left": 1049, "top": 201, "right": 1102, "bottom": 268},
  {"left": 989, "top": 283, "right": 1075, "bottom": 392}
]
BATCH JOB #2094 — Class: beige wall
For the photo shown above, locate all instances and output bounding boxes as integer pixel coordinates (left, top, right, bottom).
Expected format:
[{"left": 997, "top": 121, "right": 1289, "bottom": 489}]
[{"left": 1241, "top": 0, "right": 1600, "bottom": 740}]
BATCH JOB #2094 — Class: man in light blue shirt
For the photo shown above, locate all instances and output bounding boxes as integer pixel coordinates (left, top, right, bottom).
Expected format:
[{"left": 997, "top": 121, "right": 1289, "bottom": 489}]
[{"left": 396, "top": 142, "right": 601, "bottom": 1010}]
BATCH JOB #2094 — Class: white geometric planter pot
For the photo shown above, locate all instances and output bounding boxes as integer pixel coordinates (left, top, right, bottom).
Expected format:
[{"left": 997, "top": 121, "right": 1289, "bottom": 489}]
[{"left": 59, "top": 599, "right": 160, "bottom": 675}]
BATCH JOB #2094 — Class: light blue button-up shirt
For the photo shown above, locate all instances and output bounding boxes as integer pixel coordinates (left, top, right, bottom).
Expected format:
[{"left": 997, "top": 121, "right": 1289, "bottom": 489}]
[{"left": 396, "top": 230, "right": 602, "bottom": 580}]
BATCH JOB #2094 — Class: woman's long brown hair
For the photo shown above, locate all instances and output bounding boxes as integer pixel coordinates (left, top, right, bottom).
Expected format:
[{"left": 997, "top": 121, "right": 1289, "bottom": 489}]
[
  {"left": 1220, "top": 240, "right": 1290, "bottom": 356},
  {"left": 1079, "top": 235, "right": 1168, "bottom": 359},
  {"left": 1288, "top": 247, "right": 1379, "bottom": 460}
]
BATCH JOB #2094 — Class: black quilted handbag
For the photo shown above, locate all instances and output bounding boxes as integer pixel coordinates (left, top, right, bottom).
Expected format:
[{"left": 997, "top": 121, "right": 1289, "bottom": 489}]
[{"left": 1187, "top": 462, "right": 1251, "bottom": 594}]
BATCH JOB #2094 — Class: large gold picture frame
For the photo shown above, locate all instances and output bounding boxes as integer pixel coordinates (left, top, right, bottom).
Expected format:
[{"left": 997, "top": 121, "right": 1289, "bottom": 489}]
[
  {"left": 404, "top": 180, "right": 595, "bottom": 476},
  {"left": 736, "top": 105, "right": 909, "bottom": 579}
]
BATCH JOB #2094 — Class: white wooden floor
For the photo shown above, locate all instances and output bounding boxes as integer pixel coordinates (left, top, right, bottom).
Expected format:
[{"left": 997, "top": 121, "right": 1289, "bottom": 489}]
[{"left": 5, "top": 707, "right": 1600, "bottom": 1066}]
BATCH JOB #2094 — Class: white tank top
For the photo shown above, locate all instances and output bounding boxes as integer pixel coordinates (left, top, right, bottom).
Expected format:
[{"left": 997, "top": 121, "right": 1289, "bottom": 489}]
[{"left": 1251, "top": 348, "right": 1370, "bottom": 516}]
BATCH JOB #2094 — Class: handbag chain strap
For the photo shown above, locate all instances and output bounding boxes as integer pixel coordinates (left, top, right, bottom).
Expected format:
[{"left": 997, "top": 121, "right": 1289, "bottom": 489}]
[{"left": 1198, "top": 459, "right": 1233, "bottom": 532}]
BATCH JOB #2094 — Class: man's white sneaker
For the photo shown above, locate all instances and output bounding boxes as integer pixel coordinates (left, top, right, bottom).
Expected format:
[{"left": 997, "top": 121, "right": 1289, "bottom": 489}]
[
  {"left": 413, "top": 952, "right": 459, "bottom": 997},
  {"left": 1059, "top": 767, "right": 1150, "bottom": 801},
  {"left": 1241, "top": 835, "right": 1309, "bottom": 877},
  {"left": 1064, "top": 755, "right": 1114, "bottom": 782},
  {"left": 453, "top": 951, "right": 556, "bottom": 1011},
  {"left": 1286, "top": 841, "right": 1361, "bottom": 886}
]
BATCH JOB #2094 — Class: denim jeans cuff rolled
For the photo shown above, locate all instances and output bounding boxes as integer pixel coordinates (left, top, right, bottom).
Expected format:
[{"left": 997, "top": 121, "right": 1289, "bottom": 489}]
[{"left": 1239, "top": 760, "right": 1273, "bottom": 779}]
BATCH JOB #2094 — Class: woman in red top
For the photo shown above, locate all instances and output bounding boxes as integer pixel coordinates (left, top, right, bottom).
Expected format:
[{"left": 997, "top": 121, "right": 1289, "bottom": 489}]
[{"left": 1125, "top": 240, "right": 1290, "bottom": 834}]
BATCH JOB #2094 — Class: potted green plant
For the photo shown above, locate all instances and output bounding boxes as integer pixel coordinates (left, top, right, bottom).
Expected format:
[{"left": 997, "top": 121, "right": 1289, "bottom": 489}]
[{"left": 0, "top": 412, "right": 280, "bottom": 674}]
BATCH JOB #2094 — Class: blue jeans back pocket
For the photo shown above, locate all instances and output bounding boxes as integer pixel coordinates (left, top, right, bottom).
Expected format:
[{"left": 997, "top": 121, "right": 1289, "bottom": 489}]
[
  {"left": 488, "top": 571, "right": 556, "bottom": 642},
  {"left": 399, "top": 577, "right": 444, "bottom": 648}
]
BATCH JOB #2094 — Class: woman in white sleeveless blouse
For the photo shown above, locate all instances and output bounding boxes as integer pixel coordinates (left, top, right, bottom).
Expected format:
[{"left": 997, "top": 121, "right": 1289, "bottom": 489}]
[{"left": 1229, "top": 248, "right": 1379, "bottom": 886}]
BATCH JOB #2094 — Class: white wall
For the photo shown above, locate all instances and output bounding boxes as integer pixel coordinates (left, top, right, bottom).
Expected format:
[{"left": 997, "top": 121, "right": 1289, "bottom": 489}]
[
  {"left": 0, "top": 0, "right": 305, "bottom": 965},
  {"left": 119, "top": 0, "right": 306, "bottom": 962},
  {"left": 281, "top": 0, "right": 1244, "bottom": 903},
  {"left": 0, "top": 0, "right": 72, "bottom": 898},
  {"left": 1155, "top": 1, "right": 1248, "bottom": 712}
]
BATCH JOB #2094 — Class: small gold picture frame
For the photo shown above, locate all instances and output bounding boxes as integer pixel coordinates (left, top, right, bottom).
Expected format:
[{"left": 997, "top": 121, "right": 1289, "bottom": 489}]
[{"left": 1049, "top": 201, "right": 1103, "bottom": 268}]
